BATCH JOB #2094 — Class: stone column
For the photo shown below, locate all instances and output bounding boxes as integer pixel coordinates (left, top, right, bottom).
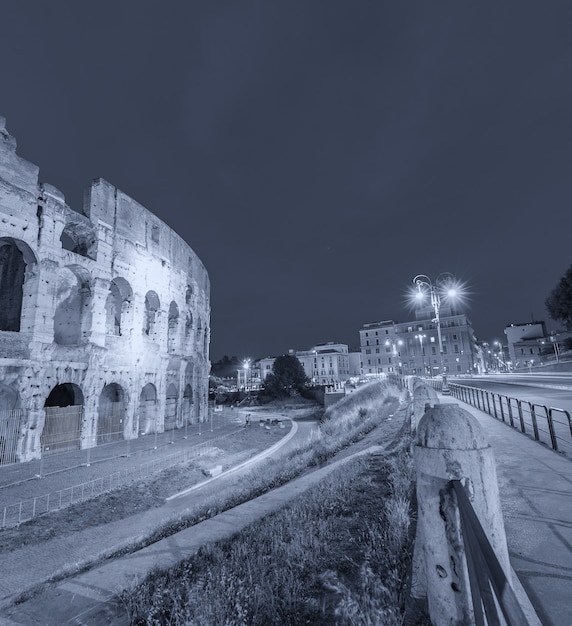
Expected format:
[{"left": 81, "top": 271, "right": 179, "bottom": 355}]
[{"left": 411, "top": 403, "right": 510, "bottom": 624}]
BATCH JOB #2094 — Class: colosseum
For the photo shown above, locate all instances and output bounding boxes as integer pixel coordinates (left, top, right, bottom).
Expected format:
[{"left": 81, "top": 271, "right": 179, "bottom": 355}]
[{"left": 0, "top": 115, "right": 210, "bottom": 464}]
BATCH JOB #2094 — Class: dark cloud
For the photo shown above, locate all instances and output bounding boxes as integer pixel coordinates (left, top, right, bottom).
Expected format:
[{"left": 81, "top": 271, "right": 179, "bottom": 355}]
[{"left": 1, "top": 1, "right": 571, "bottom": 361}]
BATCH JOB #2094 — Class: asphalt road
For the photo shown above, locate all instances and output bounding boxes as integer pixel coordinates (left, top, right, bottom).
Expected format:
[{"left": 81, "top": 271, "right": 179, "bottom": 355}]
[{"left": 450, "top": 373, "right": 572, "bottom": 457}]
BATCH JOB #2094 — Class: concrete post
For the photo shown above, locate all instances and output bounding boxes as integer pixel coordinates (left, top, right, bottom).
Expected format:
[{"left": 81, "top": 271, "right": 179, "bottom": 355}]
[{"left": 411, "top": 403, "right": 511, "bottom": 625}]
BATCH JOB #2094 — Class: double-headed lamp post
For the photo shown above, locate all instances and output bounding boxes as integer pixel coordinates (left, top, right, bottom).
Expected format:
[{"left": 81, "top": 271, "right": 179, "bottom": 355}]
[{"left": 412, "top": 273, "right": 460, "bottom": 394}]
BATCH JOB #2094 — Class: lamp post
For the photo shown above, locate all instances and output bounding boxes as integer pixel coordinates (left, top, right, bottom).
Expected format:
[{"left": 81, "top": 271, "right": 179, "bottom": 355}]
[
  {"left": 243, "top": 359, "right": 250, "bottom": 391},
  {"left": 493, "top": 340, "right": 506, "bottom": 372},
  {"left": 416, "top": 333, "right": 427, "bottom": 376},
  {"left": 412, "top": 273, "right": 459, "bottom": 394}
]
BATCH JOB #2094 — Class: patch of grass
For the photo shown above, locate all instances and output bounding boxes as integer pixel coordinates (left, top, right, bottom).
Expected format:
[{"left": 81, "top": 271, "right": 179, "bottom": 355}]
[
  {"left": 122, "top": 382, "right": 402, "bottom": 554},
  {"left": 121, "top": 443, "right": 416, "bottom": 625},
  {"left": 0, "top": 424, "right": 290, "bottom": 553}
]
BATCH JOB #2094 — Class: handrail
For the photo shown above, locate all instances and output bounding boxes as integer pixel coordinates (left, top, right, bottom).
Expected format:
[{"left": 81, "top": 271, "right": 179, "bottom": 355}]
[{"left": 451, "top": 480, "right": 528, "bottom": 625}]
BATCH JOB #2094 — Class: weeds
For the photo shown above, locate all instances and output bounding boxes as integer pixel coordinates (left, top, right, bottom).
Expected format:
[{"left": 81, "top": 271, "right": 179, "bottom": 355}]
[{"left": 121, "top": 381, "right": 415, "bottom": 625}]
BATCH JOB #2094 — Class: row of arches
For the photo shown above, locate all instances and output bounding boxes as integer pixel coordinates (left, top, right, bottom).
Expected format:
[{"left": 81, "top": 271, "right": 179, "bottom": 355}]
[
  {"left": 104, "top": 278, "right": 207, "bottom": 352},
  {"left": 0, "top": 380, "right": 199, "bottom": 463},
  {"left": 0, "top": 237, "right": 208, "bottom": 353},
  {"left": 38, "top": 381, "right": 197, "bottom": 453}
]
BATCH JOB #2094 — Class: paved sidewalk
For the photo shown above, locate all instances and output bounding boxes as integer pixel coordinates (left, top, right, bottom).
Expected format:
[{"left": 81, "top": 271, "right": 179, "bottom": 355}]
[{"left": 439, "top": 396, "right": 572, "bottom": 626}]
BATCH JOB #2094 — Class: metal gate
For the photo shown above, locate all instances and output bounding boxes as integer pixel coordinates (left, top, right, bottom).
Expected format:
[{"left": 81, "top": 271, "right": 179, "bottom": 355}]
[
  {"left": 41, "top": 405, "right": 82, "bottom": 455},
  {"left": 97, "top": 401, "right": 124, "bottom": 444},
  {"left": 0, "top": 409, "right": 24, "bottom": 464},
  {"left": 139, "top": 399, "right": 157, "bottom": 435}
]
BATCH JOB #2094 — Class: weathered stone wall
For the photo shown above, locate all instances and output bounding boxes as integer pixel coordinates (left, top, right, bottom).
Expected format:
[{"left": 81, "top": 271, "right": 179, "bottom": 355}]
[{"left": 0, "top": 116, "right": 210, "bottom": 462}]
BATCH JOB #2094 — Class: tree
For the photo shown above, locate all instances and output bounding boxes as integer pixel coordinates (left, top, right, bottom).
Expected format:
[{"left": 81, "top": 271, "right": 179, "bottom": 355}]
[
  {"left": 546, "top": 265, "right": 572, "bottom": 330},
  {"left": 210, "top": 355, "right": 241, "bottom": 378},
  {"left": 263, "top": 354, "right": 309, "bottom": 398}
]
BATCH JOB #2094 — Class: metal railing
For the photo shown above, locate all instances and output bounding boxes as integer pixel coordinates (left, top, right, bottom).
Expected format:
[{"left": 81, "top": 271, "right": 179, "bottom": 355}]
[
  {"left": 425, "top": 379, "right": 572, "bottom": 456},
  {"left": 1, "top": 427, "right": 240, "bottom": 529},
  {"left": 452, "top": 480, "right": 528, "bottom": 625}
]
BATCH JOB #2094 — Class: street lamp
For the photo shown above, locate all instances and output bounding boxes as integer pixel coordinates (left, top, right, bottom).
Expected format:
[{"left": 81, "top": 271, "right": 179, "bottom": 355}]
[
  {"left": 243, "top": 359, "right": 250, "bottom": 391},
  {"left": 493, "top": 340, "right": 506, "bottom": 372},
  {"left": 412, "top": 273, "right": 460, "bottom": 394},
  {"left": 416, "top": 333, "right": 427, "bottom": 376}
]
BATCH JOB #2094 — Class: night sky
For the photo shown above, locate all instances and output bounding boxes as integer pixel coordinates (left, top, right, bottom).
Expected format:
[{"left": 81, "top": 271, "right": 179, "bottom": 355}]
[{"left": 1, "top": 1, "right": 571, "bottom": 362}]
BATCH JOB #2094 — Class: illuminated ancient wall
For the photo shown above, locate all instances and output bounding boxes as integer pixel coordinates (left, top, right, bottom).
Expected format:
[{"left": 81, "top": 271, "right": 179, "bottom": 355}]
[{"left": 0, "top": 116, "right": 210, "bottom": 462}]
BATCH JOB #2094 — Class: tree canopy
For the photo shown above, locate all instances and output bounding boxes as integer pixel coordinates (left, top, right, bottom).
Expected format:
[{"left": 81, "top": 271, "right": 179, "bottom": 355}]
[
  {"left": 210, "top": 355, "right": 241, "bottom": 378},
  {"left": 264, "top": 354, "right": 309, "bottom": 398},
  {"left": 545, "top": 265, "right": 572, "bottom": 329}
]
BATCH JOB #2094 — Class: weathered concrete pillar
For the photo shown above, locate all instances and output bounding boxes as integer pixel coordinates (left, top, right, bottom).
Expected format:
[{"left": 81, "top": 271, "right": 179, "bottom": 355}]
[{"left": 411, "top": 403, "right": 510, "bottom": 624}]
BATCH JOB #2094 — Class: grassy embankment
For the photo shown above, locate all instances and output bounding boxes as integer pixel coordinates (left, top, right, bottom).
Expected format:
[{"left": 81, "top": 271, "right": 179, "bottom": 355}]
[{"left": 121, "top": 380, "right": 422, "bottom": 625}]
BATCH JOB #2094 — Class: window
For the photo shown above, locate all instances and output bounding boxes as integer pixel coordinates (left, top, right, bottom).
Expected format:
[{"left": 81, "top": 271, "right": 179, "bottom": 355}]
[
  {"left": 453, "top": 334, "right": 458, "bottom": 340},
  {"left": 375, "top": 348, "right": 380, "bottom": 353},
  {"left": 443, "top": 345, "right": 448, "bottom": 354},
  {"left": 454, "top": 344, "right": 459, "bottom": 353},
  {"left": 151, "top": 224, "right": 160, "bottom": 244},
  {"left": 366, "top": 340, "right": 369, "bottom": 346},
  {"left": 430, "top": 337, "right": 435, "bottom": 342},
  {"left": 431, "top": 346, "right": 436, "bottom": 355},
  {"left": 365, "top": 349, "right": 371, "bottom": 354}
]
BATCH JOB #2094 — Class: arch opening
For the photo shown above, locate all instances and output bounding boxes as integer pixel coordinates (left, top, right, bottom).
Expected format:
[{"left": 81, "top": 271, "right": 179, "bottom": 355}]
[
  {"left": 0, "top": 238, "right": 37, "bottom": 332},
  {"left": 139, "top": 383, "right": 157, "bottom": 435},
  {"left": 144, "top": 291, "right": 160, "bottom": 338},
  {"left": 97, "top": 383, "right": 126, "bottom": 444},
  {"left": 168, "top": 301, "right": 179, "bottom": 352},
  {"left": 60, "top": 222, "right": 97, "bottom": 260},
  {"left": 164, "top": 383, "right": 178, "bottom": 430},
  {"left": 106, "top": 278, "right": 133, "bottom": 336},
  {"left": 182, "top": 384, "right": 193, "bottom": 425},
  {"left": 54, "top": 266, "right": 92, "bottom": 345},
  {"left": 41, "top": 383, "right": 84, "bottom": 454}
]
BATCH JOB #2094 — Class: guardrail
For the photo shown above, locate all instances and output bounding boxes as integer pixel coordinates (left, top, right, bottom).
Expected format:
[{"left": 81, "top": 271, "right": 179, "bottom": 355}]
[
  {"left": 452, "top": 480, "right": 528, "bottom": 625},
  {"left": 424, "top": 378, "right": 572, "bottom": 455}
]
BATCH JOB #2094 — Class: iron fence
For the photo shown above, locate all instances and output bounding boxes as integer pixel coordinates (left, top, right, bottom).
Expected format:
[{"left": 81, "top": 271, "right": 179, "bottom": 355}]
[{"left": 424, "top": 378, "right": 572, "bottom": 456}]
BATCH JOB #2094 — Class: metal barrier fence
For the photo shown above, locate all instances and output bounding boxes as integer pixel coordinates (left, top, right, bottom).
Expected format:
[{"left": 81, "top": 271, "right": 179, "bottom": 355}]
[
  {"left": 1, "top": 426, "right": 240, "bottom": 529},
  {"left": 452, "top": 480, "right": 527, "bottom": 625},
  {"left": 0, "top": 409, "right": 24, "bottom": 465},
  {"left": 0, "top": 406, "right": 238, "bottom": 482},
  {"left": 424, "top": 378, "right": 572, "bottom": 456}
]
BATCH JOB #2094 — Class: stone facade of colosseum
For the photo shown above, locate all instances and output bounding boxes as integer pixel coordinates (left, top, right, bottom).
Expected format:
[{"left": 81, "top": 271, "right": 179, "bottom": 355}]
[{"left": 0, "top": 116, "right": 210, "bottom": 463}]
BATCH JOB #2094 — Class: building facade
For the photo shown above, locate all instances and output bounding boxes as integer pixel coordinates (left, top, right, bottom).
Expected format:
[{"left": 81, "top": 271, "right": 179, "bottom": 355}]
[
  {"left": 360, "top": 306, "right": 477, "bottom": 377},
  {"left": 0, "top": 116, "right": 210, "bottom": 464},
  {"left": 259, "top": 342, "right": 361, "bottom": 386},
  {"left": 504, "top": 322, "right": 546, "bottom": 368}
]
